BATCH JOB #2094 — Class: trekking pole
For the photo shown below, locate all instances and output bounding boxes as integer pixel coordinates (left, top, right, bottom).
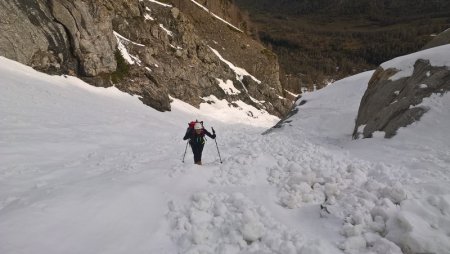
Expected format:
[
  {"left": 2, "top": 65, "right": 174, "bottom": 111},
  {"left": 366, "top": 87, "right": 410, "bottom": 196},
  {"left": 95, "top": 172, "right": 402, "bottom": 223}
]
[
  {"left": 182, "top": 141, "right": 189, "bottom": 163},
  {"left": 212, "top": 127, "right": 222, "bottom": 164}
]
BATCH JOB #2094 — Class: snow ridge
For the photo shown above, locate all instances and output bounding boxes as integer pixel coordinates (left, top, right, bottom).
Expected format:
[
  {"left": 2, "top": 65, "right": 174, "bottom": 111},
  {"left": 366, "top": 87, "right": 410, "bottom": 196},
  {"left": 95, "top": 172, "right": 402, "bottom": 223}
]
[
  {"left": 159, "top": 24, "right": 174, "bottom": 37},
  {"left": 113, "top": 31, "right": 145, "bottom": 47},
  {"left": 113, "top": 31, "right": 144, "bottom": 65},
  {"left": 147, "top": 0, "right": 172, "bottom": 8},
  {"left": 189, "top": 0, "right": 243, "bottom": 33}
]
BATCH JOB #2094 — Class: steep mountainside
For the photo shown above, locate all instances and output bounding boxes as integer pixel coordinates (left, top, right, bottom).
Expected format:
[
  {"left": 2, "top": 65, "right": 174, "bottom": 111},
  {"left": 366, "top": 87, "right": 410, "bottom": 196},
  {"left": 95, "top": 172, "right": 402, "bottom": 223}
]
[
  {"left": 0, "top": 0, "right": 291, "bottom": 117},
  {"left": 235, "top": 0, "right": 450, "bottom": 93}
]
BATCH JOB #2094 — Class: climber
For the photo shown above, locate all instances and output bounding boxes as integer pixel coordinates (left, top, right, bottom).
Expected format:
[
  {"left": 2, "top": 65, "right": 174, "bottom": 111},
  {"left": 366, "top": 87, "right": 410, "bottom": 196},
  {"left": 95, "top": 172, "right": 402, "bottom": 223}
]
[{"left": 183, "top": 121, "right": 216, "bottom": 165}]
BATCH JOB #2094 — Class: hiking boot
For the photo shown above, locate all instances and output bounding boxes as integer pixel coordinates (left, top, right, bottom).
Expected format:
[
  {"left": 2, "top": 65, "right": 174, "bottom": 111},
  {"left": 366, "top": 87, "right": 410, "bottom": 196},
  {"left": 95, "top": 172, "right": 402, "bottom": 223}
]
[{"left": 198, "top": 161, "right": 202, "bottom": 165}]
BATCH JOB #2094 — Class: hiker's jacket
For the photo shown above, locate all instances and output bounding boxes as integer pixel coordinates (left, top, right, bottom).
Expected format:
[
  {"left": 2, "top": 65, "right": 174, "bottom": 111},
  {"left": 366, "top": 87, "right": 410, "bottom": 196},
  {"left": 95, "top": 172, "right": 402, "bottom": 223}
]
[{"left": 183, "top": 128, "right": 216, "bottom": 145}]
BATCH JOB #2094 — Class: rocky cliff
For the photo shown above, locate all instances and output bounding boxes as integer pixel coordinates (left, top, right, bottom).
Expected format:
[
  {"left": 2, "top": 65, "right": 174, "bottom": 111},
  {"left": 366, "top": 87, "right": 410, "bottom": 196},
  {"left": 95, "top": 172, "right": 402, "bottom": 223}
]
[
  {"left": 353, "top": 44, "right": 450, "bottom": 139},
  {"left": 0, "top": 0, "right": 291, "bottom": 117}
]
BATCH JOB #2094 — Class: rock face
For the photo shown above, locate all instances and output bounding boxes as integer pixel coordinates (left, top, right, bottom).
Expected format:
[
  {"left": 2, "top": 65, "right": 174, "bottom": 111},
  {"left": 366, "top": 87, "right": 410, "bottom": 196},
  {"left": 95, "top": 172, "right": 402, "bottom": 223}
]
[
  {"left": 353, "top": 59, "right": 450, "bottom": 139},
  {"left": 50, "top": 0, "right": 117, "bottom": 76},
  {"left": 0, "top": 0, "right": 74, "bottom": 74},
  {"left": 174, "top": 1, "right": 293, "bottom": 116},
  {"left": 0, "top": 0, "right": 292, "bottom": 117}
]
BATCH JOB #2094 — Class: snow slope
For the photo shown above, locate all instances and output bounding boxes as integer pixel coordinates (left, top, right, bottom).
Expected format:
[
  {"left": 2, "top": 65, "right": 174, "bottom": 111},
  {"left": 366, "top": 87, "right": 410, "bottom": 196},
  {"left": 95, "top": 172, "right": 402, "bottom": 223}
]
[
  {"left": 272, "top": 70, "right": 450, "bottom": 253},
  {"left": 1, "top": 55, "right": 449, "bottom": 254},
  {"left": 0, "top": 56, "right": 277, "bottom": 254}
]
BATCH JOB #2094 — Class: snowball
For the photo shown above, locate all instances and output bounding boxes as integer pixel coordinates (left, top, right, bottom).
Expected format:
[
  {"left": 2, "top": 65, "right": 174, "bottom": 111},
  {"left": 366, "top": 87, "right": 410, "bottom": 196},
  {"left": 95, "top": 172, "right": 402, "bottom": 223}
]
[
  {"left": 192, "top": 192, "right": 212, "bottom": 211},
  {"left": 341, "top": 236, "right": 366, "bottom": 251},
  {"left": 351, "top": 211, "right": 368, "bottom": 225},
  {"left": 292, "top": 182, "right": 312, "bottom": 193},
  {"left": 368, "top": 237, "right": 402, "bottom": 254},
  {"left": 214, "top": 203, "right": 227, "bottom": 217},
  {"left": 174, "top": 216, "right": 191, "bottom": 232},
  {"left": 178, "top": 235, "right": 192, "bottom": 250},
  {"left": 191, "top": 226, "right": 210, "bottom": 244},
  {"left": 288, "top": 174, "right": 315, "bottom": 188},
  {"left": 369, "top": 215, "right": 386, "bottom": 233},
  {"left": 216, "top": 243, "right": 240, "bottom": 254},
  {"left": 242, "top": 209, "right": 259, "bottom": 222},
  {"left": 324, "top": 183, "right": 339, "bottom": 197},
  {"left": 189, "top": 209, "right": 213, "bottom": 225},
  {"left": 241, "top": 220, "right": 265, "bottom": 242},
  {"left": 342, "top": 223, "right": 364, "bottom": 237},
  {"left": 380, "top": 186, "right": 407, "bottom": 204},
  {"left": 280, "top": 194, "right": 299, "bottom": 209},
  {"left": 325, "top": 195, "right": 336, "bottom": 205},
  {"left": 279, "top": 241, "right": 296, "bottom": 254},
  {"left": 364, "top": 232, "right": 381, "bottom": 245},
  {"left": 231, "top": 193, "right": 247, "bottom": 208}
]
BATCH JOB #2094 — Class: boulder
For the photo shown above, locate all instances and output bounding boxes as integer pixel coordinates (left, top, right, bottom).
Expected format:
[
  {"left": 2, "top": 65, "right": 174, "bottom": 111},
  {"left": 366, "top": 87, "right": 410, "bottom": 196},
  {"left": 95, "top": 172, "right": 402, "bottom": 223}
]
[{"left": 353, "top": 59, "right": 450, "bottom": 138}]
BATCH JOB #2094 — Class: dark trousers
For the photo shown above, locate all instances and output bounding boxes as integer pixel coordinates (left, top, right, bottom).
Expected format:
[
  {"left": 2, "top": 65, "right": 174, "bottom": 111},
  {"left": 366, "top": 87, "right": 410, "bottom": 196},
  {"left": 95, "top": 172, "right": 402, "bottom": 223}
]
[{"left": 190, "top": 143, "right": 204, "bottom": 163}]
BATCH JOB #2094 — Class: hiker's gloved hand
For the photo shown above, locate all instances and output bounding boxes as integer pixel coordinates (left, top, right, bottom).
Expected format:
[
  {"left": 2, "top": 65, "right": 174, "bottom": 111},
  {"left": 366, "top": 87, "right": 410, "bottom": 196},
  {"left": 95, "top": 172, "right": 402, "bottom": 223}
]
[
  {"left": 212, "top": 127, "right": 216, "bottom": 134},
  {"left": 183, "top": 127, "right": 192, "bottom": 140}
]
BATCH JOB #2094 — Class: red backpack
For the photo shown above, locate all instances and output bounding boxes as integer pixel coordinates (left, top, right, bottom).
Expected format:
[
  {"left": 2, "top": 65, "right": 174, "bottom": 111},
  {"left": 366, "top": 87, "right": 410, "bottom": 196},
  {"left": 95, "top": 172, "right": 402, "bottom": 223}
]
[
  {"left": 189, "top": 120, "right": 204, "bottom": 135},
  {"left": 188, "top": 121, "right": 196, "bottom": 129}
]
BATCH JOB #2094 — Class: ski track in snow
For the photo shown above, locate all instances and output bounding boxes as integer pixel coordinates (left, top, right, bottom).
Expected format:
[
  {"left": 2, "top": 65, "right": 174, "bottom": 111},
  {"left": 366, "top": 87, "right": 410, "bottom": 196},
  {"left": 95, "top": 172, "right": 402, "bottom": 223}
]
[{"left": 1, "top": 57, "right": 450, "bottom": 254}]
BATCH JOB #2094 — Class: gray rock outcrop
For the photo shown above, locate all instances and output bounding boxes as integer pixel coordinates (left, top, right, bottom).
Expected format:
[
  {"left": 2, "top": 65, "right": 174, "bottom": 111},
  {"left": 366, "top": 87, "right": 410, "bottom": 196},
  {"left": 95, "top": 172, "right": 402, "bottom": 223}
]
[
  {"left": 49, "top": 0, "right": 117, "bottom": 76},
  {"left": 353, "top": 59, "right": 450, "bottom": 139},
  {"left": 0, "top": 0, "right": 73, "bottom": 74},
  {"left": 0, "top": 0, "right": 118, "bottom": 76},
  {"left": 423, "top": 28, "right": 450, "bottom": 50},
  {"left": 0, "top": 0, "right": 292, "bottom": 117}
]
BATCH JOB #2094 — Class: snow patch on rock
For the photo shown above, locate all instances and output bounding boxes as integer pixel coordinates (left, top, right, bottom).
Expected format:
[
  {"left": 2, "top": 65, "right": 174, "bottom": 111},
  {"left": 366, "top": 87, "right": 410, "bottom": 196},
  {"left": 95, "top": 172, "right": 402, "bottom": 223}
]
[
  {"left": 216, "top": 78, "right": 241, "bottom": 95},
  {"left": 208, "top": 46, "right": 261, "bottom": 84}
]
